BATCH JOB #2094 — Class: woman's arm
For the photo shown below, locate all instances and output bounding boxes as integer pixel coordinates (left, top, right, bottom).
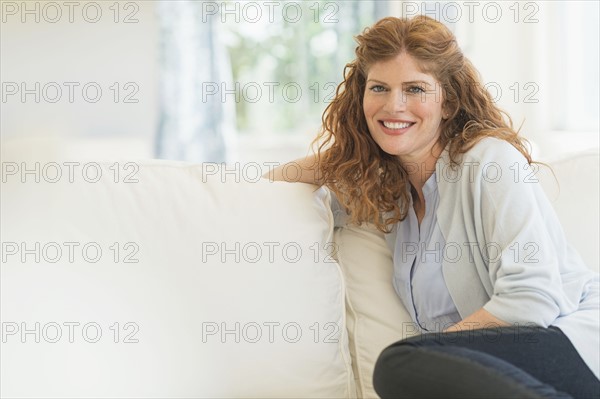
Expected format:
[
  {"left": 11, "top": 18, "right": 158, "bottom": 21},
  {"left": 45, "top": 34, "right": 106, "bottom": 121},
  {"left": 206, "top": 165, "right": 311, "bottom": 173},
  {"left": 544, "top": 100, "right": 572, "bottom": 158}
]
[
  {"left": 461, "top": 139, "right": 573, "bottom": 328},
  {"left": 263, "top": 153, "right": 324, "bottom": 184}
]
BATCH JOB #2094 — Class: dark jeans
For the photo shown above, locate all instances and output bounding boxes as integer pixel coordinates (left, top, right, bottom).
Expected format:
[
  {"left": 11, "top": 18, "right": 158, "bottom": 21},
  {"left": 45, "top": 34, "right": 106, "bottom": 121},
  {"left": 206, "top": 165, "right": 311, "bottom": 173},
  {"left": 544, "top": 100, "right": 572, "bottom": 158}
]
[{"left": 373, "top": 326, "right": 600, "bottom": 399}]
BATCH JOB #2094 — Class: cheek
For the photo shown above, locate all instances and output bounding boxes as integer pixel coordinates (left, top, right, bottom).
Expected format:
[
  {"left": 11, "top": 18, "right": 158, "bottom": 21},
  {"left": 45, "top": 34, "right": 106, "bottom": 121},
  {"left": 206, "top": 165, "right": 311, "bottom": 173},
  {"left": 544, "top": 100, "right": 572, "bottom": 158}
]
[
  {"left": 418, "top": 102, "right": 443, "bottom": 122},
  {"left": 362, "top": 96, "right": 378, "bottom": 120}
]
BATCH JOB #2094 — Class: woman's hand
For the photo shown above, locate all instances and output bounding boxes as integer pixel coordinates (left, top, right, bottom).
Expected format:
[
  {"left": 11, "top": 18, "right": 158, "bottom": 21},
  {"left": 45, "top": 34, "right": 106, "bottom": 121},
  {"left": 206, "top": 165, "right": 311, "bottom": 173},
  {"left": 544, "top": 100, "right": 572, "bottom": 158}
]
[
  {"left": 263, "top": 153, "right": 324, "bottom": 184},
  {"left": 444, "top": 308, "right": 511, "bottom": 332}
]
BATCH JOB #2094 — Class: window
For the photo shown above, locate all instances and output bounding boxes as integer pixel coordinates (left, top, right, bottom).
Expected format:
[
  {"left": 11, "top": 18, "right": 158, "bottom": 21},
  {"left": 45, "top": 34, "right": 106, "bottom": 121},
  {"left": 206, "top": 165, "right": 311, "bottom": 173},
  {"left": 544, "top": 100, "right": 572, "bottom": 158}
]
[{"left": 217, "top": 1, "right": 388, "bottom": 161}]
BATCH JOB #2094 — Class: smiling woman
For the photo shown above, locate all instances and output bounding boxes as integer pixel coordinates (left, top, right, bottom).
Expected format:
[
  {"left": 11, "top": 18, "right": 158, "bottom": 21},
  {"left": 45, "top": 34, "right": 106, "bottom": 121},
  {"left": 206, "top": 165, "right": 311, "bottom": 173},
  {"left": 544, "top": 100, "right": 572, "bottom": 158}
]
[{"left": 269, "top": 15, "right": 600, "bottom": 399}]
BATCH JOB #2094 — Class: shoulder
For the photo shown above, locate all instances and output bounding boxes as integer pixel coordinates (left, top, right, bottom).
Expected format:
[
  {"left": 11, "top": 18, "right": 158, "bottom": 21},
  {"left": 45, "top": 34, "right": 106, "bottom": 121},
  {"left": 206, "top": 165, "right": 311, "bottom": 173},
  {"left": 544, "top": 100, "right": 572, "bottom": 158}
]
[
  {"left": 438, "top": 136, "right": 528, "bottom": 178},
  {"left": 441, "top": 137, "right": 531, "bottom": 185},
  {"left": 437, "top": 136, "right": 535, "bottom": 195},
  {"left": 461, "top": 137, "right": 527, "bottom": 165}
]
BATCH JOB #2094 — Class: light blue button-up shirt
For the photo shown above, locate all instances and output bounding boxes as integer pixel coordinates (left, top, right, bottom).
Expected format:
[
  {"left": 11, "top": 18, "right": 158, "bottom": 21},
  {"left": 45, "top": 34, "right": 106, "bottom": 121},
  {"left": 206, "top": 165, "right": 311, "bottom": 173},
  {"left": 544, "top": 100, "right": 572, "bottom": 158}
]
[
  {"left": 391, "top": 172, "right": 461, "bottom": 332},
  {"left": 330, "top": 173, "right": 462, "bottom": 333}
]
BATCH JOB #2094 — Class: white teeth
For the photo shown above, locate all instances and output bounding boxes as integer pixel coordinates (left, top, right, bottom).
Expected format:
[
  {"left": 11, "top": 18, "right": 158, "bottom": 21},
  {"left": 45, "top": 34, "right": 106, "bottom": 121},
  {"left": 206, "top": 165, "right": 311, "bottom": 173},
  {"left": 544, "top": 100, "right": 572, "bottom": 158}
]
[{"left": 383, "top": 121, "right": 412, "bottom": 129}]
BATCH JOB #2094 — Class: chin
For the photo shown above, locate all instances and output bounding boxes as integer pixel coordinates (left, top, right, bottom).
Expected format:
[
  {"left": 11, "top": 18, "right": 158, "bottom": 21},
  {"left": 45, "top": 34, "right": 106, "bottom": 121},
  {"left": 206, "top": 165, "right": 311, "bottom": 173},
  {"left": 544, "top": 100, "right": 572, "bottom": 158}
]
[{"left": 373, "top": 138, "right": 408, "bottom": 158}]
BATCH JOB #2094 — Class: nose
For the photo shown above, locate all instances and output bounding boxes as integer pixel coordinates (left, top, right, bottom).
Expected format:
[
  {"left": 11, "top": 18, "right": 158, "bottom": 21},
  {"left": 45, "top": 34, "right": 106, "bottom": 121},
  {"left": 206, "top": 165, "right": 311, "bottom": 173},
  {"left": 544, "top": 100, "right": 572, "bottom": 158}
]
[{"left": 382, "top": 89, "right": 408, "bottom": 113}]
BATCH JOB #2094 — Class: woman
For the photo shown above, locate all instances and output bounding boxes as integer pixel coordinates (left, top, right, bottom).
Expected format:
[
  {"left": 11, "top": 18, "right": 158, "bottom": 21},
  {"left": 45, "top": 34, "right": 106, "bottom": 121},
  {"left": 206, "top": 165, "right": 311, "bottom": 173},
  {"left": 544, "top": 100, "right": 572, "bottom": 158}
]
[{"left": 269, "top": 16, "right": 599, "bottom": 398}]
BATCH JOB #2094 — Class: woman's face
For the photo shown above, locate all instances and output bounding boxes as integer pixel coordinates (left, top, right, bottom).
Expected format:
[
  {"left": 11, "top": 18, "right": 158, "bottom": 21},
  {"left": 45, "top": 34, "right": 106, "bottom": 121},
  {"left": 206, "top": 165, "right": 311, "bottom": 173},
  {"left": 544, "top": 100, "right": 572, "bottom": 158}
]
[{"left": 363, "top": 52, "right": 446, "bottom": 165}]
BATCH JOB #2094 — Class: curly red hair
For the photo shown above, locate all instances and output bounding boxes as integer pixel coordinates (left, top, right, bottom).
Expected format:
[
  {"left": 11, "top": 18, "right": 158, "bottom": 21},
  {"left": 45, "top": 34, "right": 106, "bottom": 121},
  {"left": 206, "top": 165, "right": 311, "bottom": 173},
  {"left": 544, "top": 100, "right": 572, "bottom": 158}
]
[{"left": 314, "top": 15, "right": 532, "bottom": 233}]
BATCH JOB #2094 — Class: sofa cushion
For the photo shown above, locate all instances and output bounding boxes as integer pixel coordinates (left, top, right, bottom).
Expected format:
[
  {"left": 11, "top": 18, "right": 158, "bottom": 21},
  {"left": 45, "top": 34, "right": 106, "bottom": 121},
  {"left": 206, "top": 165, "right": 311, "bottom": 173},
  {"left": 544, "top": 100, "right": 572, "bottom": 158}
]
[
  {"left": 333, "top": 224, "right": 417, "bottom": 399},
  {"left": 1, "top": 160, "right": 355, "bottom": 398}
]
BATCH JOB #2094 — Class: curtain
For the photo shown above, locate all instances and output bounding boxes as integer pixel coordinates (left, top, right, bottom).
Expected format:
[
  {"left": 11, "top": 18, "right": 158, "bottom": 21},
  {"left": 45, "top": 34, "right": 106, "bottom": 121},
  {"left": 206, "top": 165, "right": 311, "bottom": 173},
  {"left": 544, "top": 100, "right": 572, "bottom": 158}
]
[{"left": 155, "top": 1, "right": 236, "bottom": 162}]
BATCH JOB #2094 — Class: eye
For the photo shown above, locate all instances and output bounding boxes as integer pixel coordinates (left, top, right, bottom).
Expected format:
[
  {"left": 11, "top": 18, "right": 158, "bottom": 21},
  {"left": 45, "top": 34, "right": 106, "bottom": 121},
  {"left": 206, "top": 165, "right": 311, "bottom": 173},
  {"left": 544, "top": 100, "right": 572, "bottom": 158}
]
[
  {"left": 406, "top": 85, "right": 426, "bottom": 94},
  {"left": 368, "top": 85, "right": 387, "bottom": 93}
]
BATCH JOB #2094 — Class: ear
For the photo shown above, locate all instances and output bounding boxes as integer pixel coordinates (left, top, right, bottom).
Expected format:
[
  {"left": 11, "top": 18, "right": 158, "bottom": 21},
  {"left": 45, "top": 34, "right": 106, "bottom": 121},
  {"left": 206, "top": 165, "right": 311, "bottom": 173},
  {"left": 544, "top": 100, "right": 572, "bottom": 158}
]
[
  {"left": 442, "top": 106, "right": 450, "bottom": 120},
  {"left": 441, "top": 101, "right": 455, "bottom": 120}
]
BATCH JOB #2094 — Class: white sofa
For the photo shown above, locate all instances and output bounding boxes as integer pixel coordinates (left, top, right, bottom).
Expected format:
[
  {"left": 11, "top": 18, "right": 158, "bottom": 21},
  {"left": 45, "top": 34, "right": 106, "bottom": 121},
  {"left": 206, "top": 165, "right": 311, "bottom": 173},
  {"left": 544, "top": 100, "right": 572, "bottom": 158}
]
[{"left": 1, "top": 139, "right": 598, "bottom": 398}]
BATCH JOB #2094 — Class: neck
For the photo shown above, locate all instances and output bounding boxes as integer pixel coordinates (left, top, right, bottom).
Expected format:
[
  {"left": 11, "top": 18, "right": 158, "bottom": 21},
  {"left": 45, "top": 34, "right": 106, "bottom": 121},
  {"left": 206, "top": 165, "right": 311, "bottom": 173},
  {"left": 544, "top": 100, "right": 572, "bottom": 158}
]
[{"left": 402, "top": 143, "right": 443, "bottom": 193}]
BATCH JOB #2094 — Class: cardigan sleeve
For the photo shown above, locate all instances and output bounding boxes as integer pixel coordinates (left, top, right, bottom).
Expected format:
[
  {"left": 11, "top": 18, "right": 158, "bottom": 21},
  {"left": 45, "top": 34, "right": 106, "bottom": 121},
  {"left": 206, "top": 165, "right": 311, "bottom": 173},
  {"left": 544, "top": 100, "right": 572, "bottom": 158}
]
[{"left": 468, "top": 139, "right": 581, "bottom": 327}]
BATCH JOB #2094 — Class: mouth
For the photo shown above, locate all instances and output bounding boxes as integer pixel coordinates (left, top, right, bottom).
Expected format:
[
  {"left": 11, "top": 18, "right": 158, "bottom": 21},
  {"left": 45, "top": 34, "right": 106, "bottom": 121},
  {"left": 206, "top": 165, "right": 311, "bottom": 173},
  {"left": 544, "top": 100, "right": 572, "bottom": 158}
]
[{"left": 379, "top": 120, "right": 415, "bottom": 134}]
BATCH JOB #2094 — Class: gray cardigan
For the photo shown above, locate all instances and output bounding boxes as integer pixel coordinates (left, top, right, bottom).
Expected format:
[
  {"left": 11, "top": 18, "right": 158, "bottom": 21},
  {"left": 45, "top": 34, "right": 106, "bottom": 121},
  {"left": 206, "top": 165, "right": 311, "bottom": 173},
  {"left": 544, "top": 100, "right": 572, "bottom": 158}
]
[{"left": 384, "top": 137, "right": 599, "bottom": 378}]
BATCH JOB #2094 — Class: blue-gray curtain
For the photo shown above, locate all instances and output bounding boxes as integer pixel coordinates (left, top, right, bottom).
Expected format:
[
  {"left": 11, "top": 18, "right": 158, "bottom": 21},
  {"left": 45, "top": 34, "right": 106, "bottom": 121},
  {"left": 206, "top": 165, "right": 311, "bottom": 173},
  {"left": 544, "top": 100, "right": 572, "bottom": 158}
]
[{"left": 155, "top": 1, "right": 235, "bottom": 162}]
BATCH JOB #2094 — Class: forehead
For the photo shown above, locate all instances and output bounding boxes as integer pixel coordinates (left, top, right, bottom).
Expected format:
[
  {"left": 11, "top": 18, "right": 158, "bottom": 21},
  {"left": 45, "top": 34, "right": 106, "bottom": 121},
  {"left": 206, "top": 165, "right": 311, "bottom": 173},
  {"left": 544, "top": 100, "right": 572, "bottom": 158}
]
[{"left": 366, "top": 53, "right": 438, "bottom": 83}]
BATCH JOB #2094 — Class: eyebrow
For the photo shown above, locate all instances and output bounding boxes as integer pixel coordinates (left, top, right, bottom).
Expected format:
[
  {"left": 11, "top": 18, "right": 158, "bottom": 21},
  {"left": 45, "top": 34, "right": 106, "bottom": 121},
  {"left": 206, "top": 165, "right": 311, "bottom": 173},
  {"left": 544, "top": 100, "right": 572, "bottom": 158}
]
[{"left": 366, "top": 79, "right": 433, "bottom": 87}]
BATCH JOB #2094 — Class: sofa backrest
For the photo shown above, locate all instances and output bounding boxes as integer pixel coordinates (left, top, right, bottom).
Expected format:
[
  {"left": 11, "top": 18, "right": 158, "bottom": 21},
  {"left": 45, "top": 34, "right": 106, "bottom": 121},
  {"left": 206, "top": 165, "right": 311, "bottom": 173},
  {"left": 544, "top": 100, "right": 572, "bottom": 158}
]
[
  {"left": 1, "top": 160, "right": 356, "bottom": 398},
  {"left": 538, "top": 150, "right": 599, "bottom": 272}
]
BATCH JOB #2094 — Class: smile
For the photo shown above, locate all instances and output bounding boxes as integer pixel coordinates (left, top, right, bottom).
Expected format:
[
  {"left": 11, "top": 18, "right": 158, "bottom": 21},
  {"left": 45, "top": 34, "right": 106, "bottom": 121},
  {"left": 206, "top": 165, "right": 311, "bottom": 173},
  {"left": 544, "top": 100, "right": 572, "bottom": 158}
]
[
  {"left": 379, "top": 120, "right": 415, "bottom": 133},
  {"left": 382, "top": 121, "right": 414, "bottom": 129}
]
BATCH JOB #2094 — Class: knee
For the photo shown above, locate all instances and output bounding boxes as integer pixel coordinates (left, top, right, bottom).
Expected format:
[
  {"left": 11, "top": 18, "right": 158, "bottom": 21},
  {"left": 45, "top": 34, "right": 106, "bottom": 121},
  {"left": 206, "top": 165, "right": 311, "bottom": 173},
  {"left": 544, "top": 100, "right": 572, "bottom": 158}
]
[{"left": 373, "top": 344, "right": 416, "bottom": 398}]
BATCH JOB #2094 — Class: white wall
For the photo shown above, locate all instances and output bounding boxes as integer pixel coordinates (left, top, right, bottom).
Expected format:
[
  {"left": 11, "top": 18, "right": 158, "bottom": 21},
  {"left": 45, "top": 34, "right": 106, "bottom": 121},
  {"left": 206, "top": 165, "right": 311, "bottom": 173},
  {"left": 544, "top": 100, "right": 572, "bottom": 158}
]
[
  {"left": 1, "top": 0, "right": 159, "bottom": 158},
  {"left": 390, "top": 0, "right": 599, "bottom": 158},
  {"left": 455, "top": 1, "right": 598, "bottom": 157}
]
